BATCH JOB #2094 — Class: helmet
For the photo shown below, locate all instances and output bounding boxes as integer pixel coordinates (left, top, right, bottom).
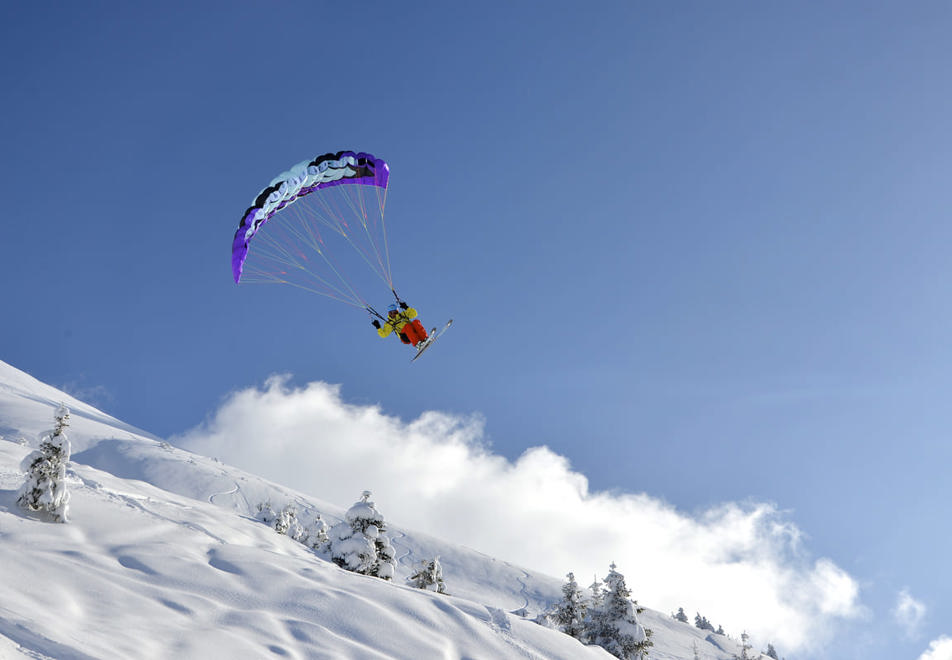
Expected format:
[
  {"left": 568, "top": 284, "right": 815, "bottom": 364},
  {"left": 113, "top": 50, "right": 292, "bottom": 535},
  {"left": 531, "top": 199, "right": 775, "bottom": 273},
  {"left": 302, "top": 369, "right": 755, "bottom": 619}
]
[{"left": 388, "top": 304, "right": 398, "bottom": 312}]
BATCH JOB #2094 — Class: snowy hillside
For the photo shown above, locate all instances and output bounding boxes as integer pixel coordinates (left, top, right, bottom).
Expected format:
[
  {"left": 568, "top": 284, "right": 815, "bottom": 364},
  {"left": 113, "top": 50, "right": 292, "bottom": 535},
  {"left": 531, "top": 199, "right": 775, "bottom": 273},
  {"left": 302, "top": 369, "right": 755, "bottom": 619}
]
[{"left": 0, "top": 359, "right": 758, "bottom": 659}]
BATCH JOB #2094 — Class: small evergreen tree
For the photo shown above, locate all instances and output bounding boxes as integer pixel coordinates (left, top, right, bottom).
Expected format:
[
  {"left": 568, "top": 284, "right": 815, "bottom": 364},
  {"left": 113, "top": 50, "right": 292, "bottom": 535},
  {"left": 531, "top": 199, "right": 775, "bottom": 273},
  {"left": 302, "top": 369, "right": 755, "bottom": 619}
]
[
  {"left": 554, "top": 572, "right": 587, "bottom": 639},
  {"left": 274, "top": 504, "right": 305, "bottom": 540},
  {"left": 695, "top": 613, "right": 715, "bottom": 632},
  {"left": 408, "top": 556, "right": 446, "bottom": 594},
  {"left": 256, "top": 500, "right": 277, "bottom": 525},
  {"left": 274, "top": 505, "right": 293, "bottom": 534},
  {"left": 672, "top": 607, "right": 689, "bottom": 623},
  {"left": 328, "top": 491, "right": 396, "bottom": 580},
  {"left": 18, "top": 405, "right": 71, "bottom": 522},
  {"left": 716, "top": 624, "right": 726, "bottom": 636},
  {"left": 764, "top": 642, "right": 779, "bottom": 659},
  {"left": 585, "top": 563, "right": 652, "bottom": 659},
  {"left": 301, "top": 512, "right": 329, "bottom": 550},
  {"left": 589, "top": 575, "right": 605, "bottom": 611},
  {"left": 732, "top": 631, "right": 754, "bottom": 660}
]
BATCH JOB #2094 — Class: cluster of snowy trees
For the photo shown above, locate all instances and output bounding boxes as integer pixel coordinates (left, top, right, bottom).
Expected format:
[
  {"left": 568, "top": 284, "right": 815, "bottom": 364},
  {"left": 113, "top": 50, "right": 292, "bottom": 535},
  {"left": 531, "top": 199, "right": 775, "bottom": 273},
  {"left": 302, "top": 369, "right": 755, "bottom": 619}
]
[
  {"left": 17, "top": 404, "right": 71, "bottom": 523},
  {"left": 255, "top": 500, "right": 329, "bottom": 550},
  {"left": 258, "top": 491, "right": 451, "bottom": 594},
  {"left": 671, "top": 608, "right": 781, "bottom": 659},
  {"left": 257, "top": 490, "right": 399, "bottom": 582},
  {"left": 539, "top": 564, "right": 653, "bottom": 660},
  {"left": 732, "top": 632, "right": 781, "bottom": 660},
  {"left": 262, "top": 502, "right": 660, "bottom": 660},
  {"left": 693, "top": 611, "right": 726, "bottom": 636}
]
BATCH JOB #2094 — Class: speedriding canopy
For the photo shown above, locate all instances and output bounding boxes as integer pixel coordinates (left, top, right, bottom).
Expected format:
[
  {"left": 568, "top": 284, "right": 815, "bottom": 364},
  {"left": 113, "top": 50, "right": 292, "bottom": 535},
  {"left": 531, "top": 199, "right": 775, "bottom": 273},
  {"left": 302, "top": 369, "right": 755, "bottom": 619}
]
[{"left": 231, "top": 150, "right": 398, "bottom": 317}]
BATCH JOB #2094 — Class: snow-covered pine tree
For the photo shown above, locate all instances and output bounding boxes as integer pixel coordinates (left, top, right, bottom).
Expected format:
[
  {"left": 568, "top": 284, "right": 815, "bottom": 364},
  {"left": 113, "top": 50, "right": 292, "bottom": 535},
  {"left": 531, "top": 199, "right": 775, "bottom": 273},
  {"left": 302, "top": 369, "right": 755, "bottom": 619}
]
[
  {"left": 695, "top": 613, "right": 715, "bottom": 632},
  {"left": 301, "top": 512, "right": 329, "bottom": 551},
  {"left": 554, "top": 572, "right": 587, "bottom": 639},
  {"left": 407, "top": 556, "right": 446, "bottom": 594},
  {"left": 329, "top": 515, "right": 375, "bottom": 574},
  {"left": 764, "top": 642, "right": 779, "bottom": 659},
  {"left": 275, "top": 504, "right": 306, "bottom": 540},
  {"left": 732, "top": 631, "right": 754, "bottom": 660},
  {"left": 328, "top": 491, "right": 396, "bottom": 580},
  {"left": 672, "top": 607, "right": 689, "bottom": 623},
  {"left": 584, "top": 563, "right": 652, "bottom": 660},
  {"left": 17, "top": 404, "right": 71, "bottom": 522},
  {"left": 256, "top": 500, "right": 277, "bottom": 525},
  {"left": 589, "top": 575, "right": 605, "bottom": 611}
]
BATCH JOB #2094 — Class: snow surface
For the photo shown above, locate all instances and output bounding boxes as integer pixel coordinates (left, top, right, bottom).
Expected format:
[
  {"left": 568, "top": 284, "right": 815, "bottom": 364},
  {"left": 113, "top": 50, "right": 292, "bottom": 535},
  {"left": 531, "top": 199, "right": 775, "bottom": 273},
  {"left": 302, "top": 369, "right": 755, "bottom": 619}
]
[{"left": 0, "top": 359, "right": 759, "bottom": 659}]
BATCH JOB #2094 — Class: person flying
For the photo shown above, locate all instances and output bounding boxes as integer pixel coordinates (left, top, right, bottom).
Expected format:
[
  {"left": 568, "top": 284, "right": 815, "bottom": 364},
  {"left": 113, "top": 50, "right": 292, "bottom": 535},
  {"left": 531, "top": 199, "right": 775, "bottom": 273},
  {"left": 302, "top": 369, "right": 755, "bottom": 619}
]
[{"left": 372, "top": 302, "right": 429, "bottom": 348}]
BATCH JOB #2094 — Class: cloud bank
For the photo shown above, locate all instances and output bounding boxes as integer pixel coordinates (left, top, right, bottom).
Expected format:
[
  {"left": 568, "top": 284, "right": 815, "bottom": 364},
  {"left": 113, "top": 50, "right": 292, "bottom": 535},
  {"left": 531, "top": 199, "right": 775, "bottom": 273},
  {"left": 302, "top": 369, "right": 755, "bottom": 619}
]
[
  {"left": 174, "top": 375, "right": 863, "bottom": 653},
  {"left": 919, "top": 636, "right": 952, "bottom": 660}
]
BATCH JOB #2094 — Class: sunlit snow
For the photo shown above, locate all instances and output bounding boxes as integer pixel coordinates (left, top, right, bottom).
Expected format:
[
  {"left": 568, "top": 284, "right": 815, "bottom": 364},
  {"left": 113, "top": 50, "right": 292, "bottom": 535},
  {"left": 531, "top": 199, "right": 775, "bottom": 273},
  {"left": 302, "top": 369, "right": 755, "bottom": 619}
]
[{"left": 1, "top": 359, "right": 758, "bottom": 659}]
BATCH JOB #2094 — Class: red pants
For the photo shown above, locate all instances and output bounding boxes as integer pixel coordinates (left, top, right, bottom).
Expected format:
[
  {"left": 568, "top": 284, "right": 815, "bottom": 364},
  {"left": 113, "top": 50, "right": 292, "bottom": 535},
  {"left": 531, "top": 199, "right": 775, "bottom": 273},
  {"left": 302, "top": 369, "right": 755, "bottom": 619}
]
[{"left": 400, "top": 319, "right": 428, "bottom": 346}]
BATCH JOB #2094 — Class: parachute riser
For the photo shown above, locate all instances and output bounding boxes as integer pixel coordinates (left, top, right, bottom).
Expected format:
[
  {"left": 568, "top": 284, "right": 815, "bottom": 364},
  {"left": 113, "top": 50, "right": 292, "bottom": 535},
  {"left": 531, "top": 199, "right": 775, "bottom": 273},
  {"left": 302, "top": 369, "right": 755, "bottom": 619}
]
[
  {"left": 367, "top": 287, "right": 407, "bottom": 321},
  {"left": 366, "top": 306, "right": 388, "bottom": 322}
]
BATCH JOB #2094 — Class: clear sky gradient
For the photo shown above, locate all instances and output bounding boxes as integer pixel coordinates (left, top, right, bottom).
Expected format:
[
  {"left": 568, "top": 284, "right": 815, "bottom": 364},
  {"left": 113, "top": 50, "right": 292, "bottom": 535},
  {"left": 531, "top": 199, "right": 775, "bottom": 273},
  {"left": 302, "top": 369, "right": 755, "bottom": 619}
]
[{"left": 3, "top": 3, "right": 952, "bottom": 658}]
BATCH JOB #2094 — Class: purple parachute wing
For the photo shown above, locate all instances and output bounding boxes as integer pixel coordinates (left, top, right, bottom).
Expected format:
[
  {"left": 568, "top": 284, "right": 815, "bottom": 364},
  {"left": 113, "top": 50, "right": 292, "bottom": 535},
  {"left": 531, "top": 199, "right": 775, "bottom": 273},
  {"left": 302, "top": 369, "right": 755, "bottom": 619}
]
[{"left": 231, "top": 151, "right": 389, "bottom": 283}]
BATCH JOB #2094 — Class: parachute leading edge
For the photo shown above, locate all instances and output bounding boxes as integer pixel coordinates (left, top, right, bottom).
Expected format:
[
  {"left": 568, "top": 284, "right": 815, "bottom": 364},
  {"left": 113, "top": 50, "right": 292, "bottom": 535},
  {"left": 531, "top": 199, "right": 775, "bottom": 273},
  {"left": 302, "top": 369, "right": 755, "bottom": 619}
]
[{"left": 231, "top": 151, "right": 389, "bottom": 284}]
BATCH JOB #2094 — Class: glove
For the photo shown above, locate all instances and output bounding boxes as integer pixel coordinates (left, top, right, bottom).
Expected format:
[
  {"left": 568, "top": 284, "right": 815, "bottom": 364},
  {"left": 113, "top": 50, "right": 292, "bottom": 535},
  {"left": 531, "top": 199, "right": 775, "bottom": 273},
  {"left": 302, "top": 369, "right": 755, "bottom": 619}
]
[
  {"left": 372, "top": 320, "right": 381, "bottom": 329},
  {"left": 399, "top": 301, "right": 409, "bottom": 309}
]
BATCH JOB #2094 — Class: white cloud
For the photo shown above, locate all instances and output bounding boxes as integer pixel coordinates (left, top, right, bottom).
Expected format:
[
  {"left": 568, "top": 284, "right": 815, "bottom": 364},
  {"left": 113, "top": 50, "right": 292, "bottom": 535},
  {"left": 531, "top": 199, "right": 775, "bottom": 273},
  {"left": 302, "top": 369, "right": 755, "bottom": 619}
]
[
  {"left": 919, "top": 636, "right": 952, "bottom": 660},
  {"left": 173, "top": 375, "right": 864, "bottom": 654},
  {"left": 894, "top": 589, "right": 927, "bottom": 638}
]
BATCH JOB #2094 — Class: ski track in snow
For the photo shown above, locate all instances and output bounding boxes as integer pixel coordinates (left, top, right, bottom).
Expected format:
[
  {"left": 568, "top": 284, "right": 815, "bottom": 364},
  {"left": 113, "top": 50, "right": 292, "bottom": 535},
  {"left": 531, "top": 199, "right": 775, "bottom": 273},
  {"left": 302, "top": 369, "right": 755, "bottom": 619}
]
[
  {"left": 208, "top": 481, "right": 240, "bottom": 507},
  {"left": 390, "top": 531, "right": 413, "bottom": 568},
  {"left": 504, "top": 561, "right": 531, "bottom": 613},
  {"left": 77, "top": 473, "right": 227, "bottom": 546}
]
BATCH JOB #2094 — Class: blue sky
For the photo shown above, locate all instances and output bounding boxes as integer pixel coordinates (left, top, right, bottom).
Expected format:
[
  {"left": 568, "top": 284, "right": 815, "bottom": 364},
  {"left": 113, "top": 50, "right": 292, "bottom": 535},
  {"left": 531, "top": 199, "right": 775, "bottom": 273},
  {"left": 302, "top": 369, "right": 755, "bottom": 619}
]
[{"left": 3, "top": 3, "right": 952, "bottom": 657}]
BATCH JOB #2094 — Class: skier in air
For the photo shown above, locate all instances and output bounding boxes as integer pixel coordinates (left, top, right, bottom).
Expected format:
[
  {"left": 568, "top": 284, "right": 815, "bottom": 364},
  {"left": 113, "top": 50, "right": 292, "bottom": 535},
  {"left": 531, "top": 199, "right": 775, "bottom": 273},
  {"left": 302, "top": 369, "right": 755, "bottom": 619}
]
[{"left": 372, "top": 302, "right": 429, "bottom": 348}]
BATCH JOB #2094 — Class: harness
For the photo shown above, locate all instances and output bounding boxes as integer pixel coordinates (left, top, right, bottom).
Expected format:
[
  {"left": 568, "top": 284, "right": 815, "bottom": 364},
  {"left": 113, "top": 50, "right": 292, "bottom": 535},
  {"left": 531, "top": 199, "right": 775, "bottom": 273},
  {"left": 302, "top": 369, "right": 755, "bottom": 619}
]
[{"left": 385, "top": 312, "right": 409, "bottom": 331}]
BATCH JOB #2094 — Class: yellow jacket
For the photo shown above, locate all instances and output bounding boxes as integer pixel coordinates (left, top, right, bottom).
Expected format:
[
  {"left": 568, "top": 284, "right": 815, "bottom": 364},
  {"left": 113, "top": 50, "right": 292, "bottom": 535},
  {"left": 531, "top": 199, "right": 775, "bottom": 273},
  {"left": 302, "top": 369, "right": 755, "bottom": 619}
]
[{"left": 377, "top": 308, "right": 418, "bottom": 338}]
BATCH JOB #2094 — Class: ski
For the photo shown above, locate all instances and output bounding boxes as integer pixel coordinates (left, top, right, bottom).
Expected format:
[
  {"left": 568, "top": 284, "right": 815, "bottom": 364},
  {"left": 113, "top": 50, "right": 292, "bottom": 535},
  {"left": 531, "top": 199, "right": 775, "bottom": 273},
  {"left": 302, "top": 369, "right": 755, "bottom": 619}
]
[{"left": 411, "top": 319, "right": 453, "bottom": 362}]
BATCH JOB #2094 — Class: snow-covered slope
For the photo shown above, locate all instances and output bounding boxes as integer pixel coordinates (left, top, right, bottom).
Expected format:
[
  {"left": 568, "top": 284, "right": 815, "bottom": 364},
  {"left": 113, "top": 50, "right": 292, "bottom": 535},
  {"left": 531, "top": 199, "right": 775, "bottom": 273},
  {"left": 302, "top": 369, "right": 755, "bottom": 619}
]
[{"left": 0, "top": 359, "right": 755, "bottom": 659}]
